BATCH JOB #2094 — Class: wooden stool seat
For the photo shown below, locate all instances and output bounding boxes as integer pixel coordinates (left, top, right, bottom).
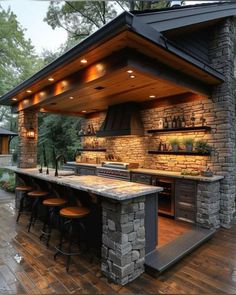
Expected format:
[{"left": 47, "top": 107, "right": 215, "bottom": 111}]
[
  {"left": 28, "top": 190, "right": 49, "bottom": 198},
  {"left": 43, "top": 198, "right": 66, "bottom": 207},
  {"left": 16, "top": 186, "right": 33, "bottom": 192},
  {"left": 60, "top": 206, "right": 90, "bottom": 219}
]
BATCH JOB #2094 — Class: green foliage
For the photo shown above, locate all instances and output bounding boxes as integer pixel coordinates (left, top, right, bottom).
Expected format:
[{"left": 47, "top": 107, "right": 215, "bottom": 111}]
[
  {"left": 0, "top": 168, "right": 15, "bottom": 193},
  {"left": 182, "top": 137, "right": 194, "bottom": 146},
  {"left": 168, "top": 137, "right": 180, "bottom": 146},
  {"left": 38, "top": 113, "right": 82, "bottom": 167},
  {"left": 195, "top": 140, "right": 212, "bottom": 154}
]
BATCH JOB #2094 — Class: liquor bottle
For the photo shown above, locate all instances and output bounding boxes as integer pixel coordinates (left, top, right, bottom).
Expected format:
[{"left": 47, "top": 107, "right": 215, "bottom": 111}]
[
  {"left": 87, "top": 124, "right": 92, "bottom": 135},
  {"left": 181, "top": 115, "right": 186, "bottom": 128},
  {"left": 158, "top": 118, "right": 164, "bottom": 129},
  {"left": 164, "top": 117, "right": 168, "bottom": 129},
  {"left": 168, "top": 117, "right": 172, "bottom": 129},
  {"left": 91, "top": 124, "right": 95, "bottom": 135},
  {"left": 172, "top": 116, "right": 177, "bottom": 128},
  {"left": 191, "top": 113, "right": 196, "bottom": 126},
  {"left": 176, "top": 116, "right": 181, "bottom": 128}
]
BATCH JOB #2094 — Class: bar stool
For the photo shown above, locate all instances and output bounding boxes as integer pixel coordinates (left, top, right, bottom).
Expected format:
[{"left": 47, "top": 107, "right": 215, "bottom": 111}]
[
  {"left": 40, "top": 197, "right": 67, "bottom": 247},
  {"left": 16, "top": 186, "right": 33, "bottom": 223},
  {"left": 54, "top": 206, "right": 90, "bottom": 272},
  {"left": 27, "top": 190, "right": 49, "bottom": 233}
]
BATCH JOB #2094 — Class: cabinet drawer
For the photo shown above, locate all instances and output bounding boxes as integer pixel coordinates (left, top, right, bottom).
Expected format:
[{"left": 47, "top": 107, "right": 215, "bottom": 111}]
[
  {"left": 131, "top": 173, "right": 152, "bottom": 185},
  {"left": 175, "top": 180, "right": 196, "bottom": 203},
  {"left": 176, "top": 207, "right": 196, "bottom": 223}
]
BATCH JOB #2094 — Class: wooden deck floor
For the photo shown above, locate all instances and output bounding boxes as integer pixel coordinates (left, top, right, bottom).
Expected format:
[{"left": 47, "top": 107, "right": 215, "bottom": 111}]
[{"left": 1, "top": 198, "right": 236, "bottom": 294}]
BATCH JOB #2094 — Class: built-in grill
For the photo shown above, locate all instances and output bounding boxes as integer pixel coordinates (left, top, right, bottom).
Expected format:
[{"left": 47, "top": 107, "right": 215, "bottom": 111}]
[{"left": 97, "top": 162, "right": 139, "bottom": 181}]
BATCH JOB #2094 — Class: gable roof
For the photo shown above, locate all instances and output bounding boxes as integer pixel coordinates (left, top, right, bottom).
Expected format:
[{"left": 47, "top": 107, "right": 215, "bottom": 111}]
[
  {"left": 132, "top": 2, "right": 236, "bottom": 32},
  {"left": 1, "top": 2, "right": 235, "bottom": 106}
]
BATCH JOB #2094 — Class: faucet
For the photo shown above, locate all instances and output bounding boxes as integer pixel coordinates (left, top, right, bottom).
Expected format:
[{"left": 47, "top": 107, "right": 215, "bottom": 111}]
[{"left": 55, "top": 154, "right": 66, "bottom": 177}]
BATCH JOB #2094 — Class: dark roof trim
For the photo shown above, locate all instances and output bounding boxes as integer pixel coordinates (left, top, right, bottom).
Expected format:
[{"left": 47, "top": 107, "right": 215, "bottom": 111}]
[
  {"left": 0, "top": 10, "right": 224, "bottom": 105},
  {"left": 0, "top": 128, "right": 17, "bottom": 136},
  {"left": 133, "top": 2, "right": 236, "bottom": 32}
]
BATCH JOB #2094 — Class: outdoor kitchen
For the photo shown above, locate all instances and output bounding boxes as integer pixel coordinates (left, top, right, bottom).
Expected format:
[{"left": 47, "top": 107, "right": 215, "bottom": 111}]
[{"left": 0, "top": 2, "right": 236, "bottom": 290}]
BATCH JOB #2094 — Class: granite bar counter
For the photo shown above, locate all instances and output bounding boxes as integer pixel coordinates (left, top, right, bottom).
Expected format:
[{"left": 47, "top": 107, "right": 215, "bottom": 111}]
[{"left": 8, "top": 166, "right": 162, "bottom": 285}]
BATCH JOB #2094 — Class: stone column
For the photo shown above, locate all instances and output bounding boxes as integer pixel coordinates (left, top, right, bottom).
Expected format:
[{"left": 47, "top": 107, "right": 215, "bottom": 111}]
[
  {"left": 18, "top": 109, "right": 38, "bottom": 168},
  {"left": 101, "top": 197, "right": 145, "bottom": 285},
  {"left": 209, "top": 18, "right": 236, "bottom": 228}
]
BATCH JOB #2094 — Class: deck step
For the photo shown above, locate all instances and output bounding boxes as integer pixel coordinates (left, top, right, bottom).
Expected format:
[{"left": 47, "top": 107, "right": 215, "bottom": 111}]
[{"left": 145, "top": 226, "right": 215, "bottom": 275}]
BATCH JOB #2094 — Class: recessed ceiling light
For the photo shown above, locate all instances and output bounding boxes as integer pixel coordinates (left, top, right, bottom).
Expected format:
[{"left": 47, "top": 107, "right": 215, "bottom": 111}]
[
  {"left": 12, "top": 98, "right": 17, "bottom": 101},
  {"left": 69, "top": 96, "right": 74, "bottom": 100},
  {"left": 48, "top": 77, "right": 54, "bottom": 81},
  {"left": 130, "top": 75, "right": 135, "bottom": 79},
  {"left": 80, "top": 59, "right": 87, "bottom": 64},
  {"left": 127, "top": 70, "right": 133, "bottom": 74},
  {"left": 40, "top": 108, "right": 45, "bottom": 112},
  {"left": 149, "top": 95, "right": 156, "bottom": 99},
  {"left": 82, "top": 110, "right": 87, "bottom": 113},
  {"left": 26, "top": 90, "right": 32, "bottom": 93}
]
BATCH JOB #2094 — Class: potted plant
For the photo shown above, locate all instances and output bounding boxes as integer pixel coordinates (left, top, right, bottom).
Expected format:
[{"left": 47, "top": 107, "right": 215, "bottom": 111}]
[
  {"left": 195, "top": 140, "right": 213, "bottom": 154},
  {"left": 169, "top": 137, "right": 180, "bottom": 152},
  {"left": 183, "top": 137, "right": 194, "bottom": 152}
]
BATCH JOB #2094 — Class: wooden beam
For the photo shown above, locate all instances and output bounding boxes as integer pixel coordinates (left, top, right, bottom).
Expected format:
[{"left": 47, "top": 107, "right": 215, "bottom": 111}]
[{"left": 127, "top": 50, "right": 211, "bottom": 96}]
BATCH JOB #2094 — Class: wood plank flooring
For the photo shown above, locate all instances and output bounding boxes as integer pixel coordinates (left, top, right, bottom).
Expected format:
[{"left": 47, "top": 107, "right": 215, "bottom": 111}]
[
  {"left": 158, "top": 216, "right": 193, "bottom": 247},
  {"left": 0, "top": 198, "right": 236, "bottom": 294}
]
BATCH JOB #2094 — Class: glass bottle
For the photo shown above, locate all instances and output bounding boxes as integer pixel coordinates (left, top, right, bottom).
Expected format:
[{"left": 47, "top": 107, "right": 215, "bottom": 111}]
[
  {"left": 172, "top": 116, "right": 177, "bottom": 128},
  {"left": 176, "top": 116, "right": 181, "bottom": 128},
  {"left": 181, "top": 115, "right": 186, "bottom": 128},
  {"left": 168, "top": 117, "right": 172, "bottom": 129},
  {"left": 158, "top": 118, "right": 164, "bottom": 129},
  {"left": 87, "top": 124, "right": 92, "bottom": 135},
  {"left": 164, "top": 117, "right": 168, "bottom": 129}
]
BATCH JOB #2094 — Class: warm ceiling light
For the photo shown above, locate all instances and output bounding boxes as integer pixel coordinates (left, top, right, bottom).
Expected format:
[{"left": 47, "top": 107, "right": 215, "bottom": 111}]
[
  {"left": 149, "top": 95, "right": 156, "bottom": 99},
  {"left": 69, "top": 96, "right": 74, "bottom": 100},
  {"left": 130, "top": 75, "right": 135, "bottom": 79},
  {"left": 40, "top": 107, "right": 45, "bottom": 112},
  {"left": 82, "top": 110, "right": 87, "bottom": 113},
  {"left": 80, "top": 59, "right": 87, "bottom": 64},
  {"left": 127, "top": 70, "right": 133, "bottom": 74},
  {"left": 12, "top": 98, "right": 17, "bottom": 101},
  {"left": 48, "top": 77, "right": 54, "bottom": 81},
  {"left": 26, "top": 90, "right": 32, "bottom": 93}
]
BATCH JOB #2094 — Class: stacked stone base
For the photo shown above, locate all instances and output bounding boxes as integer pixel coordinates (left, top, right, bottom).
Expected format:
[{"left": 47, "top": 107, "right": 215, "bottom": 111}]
[
  {"left": 197, "top": 181, "right": 220, "bottom": 228},
  {"left": 101, "top": 197, "right": 145, "bottom": 285}
]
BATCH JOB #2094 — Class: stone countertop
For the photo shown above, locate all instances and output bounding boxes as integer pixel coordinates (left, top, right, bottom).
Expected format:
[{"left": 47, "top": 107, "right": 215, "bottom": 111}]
[
  {"left": 7, "top": 167, "right": 162, "bottom": 201},
  {"left": 131, "top": 168, "right": 224, "bottom": 182}
]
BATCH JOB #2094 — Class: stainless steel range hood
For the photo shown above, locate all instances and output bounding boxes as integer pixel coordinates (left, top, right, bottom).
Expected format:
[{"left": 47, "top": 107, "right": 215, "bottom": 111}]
[{"left": 96, "top": 102, "right": 144, "bottom": 137}]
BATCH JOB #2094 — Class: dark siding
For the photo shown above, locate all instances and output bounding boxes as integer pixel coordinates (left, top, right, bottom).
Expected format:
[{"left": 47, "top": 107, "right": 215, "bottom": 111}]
[{"left": 165, "top": 27, "right": 214, "bottom": 64}]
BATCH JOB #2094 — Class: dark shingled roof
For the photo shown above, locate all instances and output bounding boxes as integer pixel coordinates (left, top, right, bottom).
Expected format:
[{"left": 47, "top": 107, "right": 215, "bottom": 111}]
[{"left": 0, "top": 128, "right": 17, "bottom": 136}]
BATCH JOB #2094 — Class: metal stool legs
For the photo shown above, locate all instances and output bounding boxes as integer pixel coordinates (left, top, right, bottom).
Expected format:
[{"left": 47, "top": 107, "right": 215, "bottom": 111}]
[{"left": 28, "top": 197, "right": 40, "bottom": 232}]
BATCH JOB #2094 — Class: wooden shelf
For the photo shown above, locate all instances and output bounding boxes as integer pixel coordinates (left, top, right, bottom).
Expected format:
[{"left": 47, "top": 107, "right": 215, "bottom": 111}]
[
  {"left": 77, "top": 134, "right": 96, "bottom": 137},
  {"left": 147, "top": 126, "right": 211, "bottom": 134},
  {"left": 77, "top": 148, "right": 106, "bottom": 152},
  {"left": 148, "top": 151, "right": 210, "bottom": 156}
]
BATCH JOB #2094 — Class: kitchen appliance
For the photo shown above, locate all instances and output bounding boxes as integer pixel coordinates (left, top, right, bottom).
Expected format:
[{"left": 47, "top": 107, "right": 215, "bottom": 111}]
[{"left": 97, "top": 162, "right": 139, "bottom": 180}]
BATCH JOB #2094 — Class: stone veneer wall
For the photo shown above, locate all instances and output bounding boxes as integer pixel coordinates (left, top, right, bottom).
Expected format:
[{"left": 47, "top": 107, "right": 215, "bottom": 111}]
[
  {"left": 101, "top": 196, "right": 145, "bottom": 285},
  {"left": 18, "top": 110, "right": 38, "bottom": 168}
]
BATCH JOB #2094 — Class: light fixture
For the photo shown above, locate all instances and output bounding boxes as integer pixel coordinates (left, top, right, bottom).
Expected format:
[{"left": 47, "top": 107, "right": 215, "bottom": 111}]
[
  {"left": 12, "top": 98, "right": 17, "bottom": 101},
  {"left": 69, "top": 96, "right": 74, "bottom": 100},
  {"left": 26, "top": 89, "right": 32, "bottom": 93},
  {"left": 130, "top": 75, "right": 135, "bottom": 79},
  {"left": 48, "top": 77, "right": 54, "bottom": 81},
  {"left": 127, "top": 70, "right": 133, "bottom": 74},
  {"left": 80, "top": 59, "right": 87, "bottom": 64},
  {"left": 149, "top": 95, "right": 156, "bottom": 99},
  {"left": 26, "top": 124, "right": 35, "bottom": 139},
  {"left": 82, "top": 110, "right": 87, "bottom": 113}
]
